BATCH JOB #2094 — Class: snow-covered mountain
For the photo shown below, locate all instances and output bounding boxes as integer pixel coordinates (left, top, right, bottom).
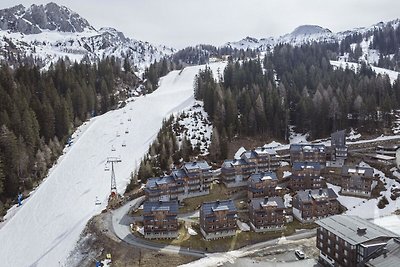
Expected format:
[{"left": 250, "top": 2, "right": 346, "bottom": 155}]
[
  {"left": 0, "top": 3, "right": 175, "bottom": 71},
  {"left": 225, "top": 21, "right": 398, "bottom": 51}
]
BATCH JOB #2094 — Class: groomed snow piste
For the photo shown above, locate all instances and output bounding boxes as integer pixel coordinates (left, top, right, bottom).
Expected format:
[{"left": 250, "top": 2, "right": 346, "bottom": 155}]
[{"left": 0, "top": 61, "right": 226, "bottom": 267}]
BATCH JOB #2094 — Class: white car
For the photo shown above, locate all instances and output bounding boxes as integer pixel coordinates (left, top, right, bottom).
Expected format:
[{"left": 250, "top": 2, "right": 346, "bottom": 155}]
[{"left": 295, "top": 249, "right": 305, "bottom": 259}]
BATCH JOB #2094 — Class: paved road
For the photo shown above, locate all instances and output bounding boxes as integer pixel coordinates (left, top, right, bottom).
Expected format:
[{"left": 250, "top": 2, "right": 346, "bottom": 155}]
[
  {"left": 111, "top": 196, "right": 206, "bottom": 258},
  {"left": 111, "top": 196, "right": 317, "bottom": 260}
]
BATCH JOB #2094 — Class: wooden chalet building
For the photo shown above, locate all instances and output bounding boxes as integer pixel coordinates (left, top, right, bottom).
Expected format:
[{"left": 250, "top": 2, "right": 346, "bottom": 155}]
[
  {"left": 143, "top": 201, "right": 178, "bottom": 239},
  {"left": 289, "top": 162, "right": 323, "bottom": 191},
  {"left": 341, "top": 166, "right": 376, "bottom": 198},
  {"left": 247, "top": 172, "right": 279, "bottom": 199},
  {"left": 290, "top": 144, "right": 326, "bottom": 166},
  {"left": 249, "top": 196, "right": 286, "bottom": 232},
  {"left": 200, "top": 200, "right": 237, "bottom": 240},
  {"left": 145, "top": 161, "right": 214, "bottom": 202},
  {"left": 292, "top": 188, "right": 340, "bottom": 223},
  {"left": 221, "top": 147, "right": 279, "bottom": 188}
]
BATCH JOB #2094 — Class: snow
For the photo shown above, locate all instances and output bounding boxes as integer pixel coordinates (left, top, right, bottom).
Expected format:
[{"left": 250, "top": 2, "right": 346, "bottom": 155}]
[
  {"left": 289, "top": 125, "right": 308, "bottom": 144},
  {"left": 347, "top": 128, "right": 361, "bottom": 141},
  {"left": 280, "top": 161, "right": 289, "bottom": 167},
  {"left": 188, "top": 227, "right": 198, "bottom": 236},
  {"left": 1, "top": 25, "right": 174, "bottom": 72},
  {"left": 175, "top": 101, "right": 213, "bottom": 155},
  {"left": 283, "top": 171, "right": 292, "bottom": 179},
  {"left": 237, "top": 221, "right": 251, "bottom": 232},
  {"left": 284, "top": 194, "right": 292, "bottom": 208},
  {"left": 330, "top": 60, "right": 400, "bottom": 84},
  {"left": 0, "top": 61, "right": 227, "bottom": 267},
  {"left": 372, "top": 215, "right": 400, "bottom": 235},
  {"left": 179, "top": 250, "right": 253, "bottom": 267},
  {"left": 263, "top": 141, "right": 283, "bottom": 149},
  {"left": 234, "top": 147, "right": 246, "bottom": 159},
  {"left": 327, "top": 162, "right": 400, "bottom": 219}
]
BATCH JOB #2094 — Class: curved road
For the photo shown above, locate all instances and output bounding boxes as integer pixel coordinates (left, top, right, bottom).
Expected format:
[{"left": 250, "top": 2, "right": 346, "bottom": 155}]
[
  {"left": 111, "top": 196, "right": 206, "bottom": 258},
  {"left": 111, "top": 196, "right": 317, "bottom": 259}
]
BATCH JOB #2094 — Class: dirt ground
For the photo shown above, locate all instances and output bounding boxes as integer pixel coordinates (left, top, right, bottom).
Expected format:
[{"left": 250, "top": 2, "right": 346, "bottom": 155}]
[{"left": 67, "top": 212, "right": 196, "bottom": 267}]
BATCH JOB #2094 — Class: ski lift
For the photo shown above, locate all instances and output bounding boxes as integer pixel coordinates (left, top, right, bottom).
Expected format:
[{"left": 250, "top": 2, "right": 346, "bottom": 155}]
[
  {"left": 95, "top": 196, "right": 101, "bottom": 205},
  {"left": 104, "top": 163, "right": 110, "bottom": 171}
]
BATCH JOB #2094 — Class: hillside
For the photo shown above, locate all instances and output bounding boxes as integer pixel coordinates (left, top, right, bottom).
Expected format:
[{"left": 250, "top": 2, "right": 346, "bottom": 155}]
[{"left": 0, "top": 3, "right": 174, "bottom": 71}]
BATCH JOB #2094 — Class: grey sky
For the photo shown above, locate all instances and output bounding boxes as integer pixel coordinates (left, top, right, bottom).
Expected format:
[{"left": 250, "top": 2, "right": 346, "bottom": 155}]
[{"left": 0, "top": 0, "right": 399, "bottom": 48}]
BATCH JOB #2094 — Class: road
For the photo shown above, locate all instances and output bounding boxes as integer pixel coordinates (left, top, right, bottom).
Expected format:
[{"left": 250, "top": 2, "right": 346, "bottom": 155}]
[
  {"left": 111, "top": 196, "right": 317, "bottom": 261},
  {"left": 111, "top": 196, "right": 206, "bottom": 258}
]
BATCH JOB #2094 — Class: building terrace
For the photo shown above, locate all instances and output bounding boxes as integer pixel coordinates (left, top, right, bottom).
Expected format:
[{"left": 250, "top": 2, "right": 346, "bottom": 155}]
[
  {"left": 249, "top": 196, "right": 286, "bottom": 232},
  {"left": 200, "top": 199, "right": 238, "bottom": 240},
  {"left": 293, "top": 188, "right": 340, "bottom": 223},
  {"left": 145, "top": 160, "right": 215, "bottom": 202},
  {"left": 143, "top": 201, "right": 179, "bottom": 239}
]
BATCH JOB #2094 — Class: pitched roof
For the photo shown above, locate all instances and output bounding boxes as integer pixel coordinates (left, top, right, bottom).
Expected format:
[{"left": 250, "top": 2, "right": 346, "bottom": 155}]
[
  {"left": 249, "top": 172, "right": 278, "bottom": 183},
  {"left": 295, "top": 188, "right": 338, "bottom": 202},
  {"left": 290, "top": 143, "right": 326, "bottom": 153},
  {"left": 143, "top": 201, "right": 178, "bottom": 214},
  {"left": 316, "top": 215, "right": 399, "bottom": 245},
  {"left": 254, "top": 147, "right": 277, "bottom": 156},
  {"left": 183, "top": 161, "right": 211, "bottom": 171},
  {"left": 201, "top": 199, "right": 236, "bottom": 215},
  {"left": 250, "top": 196, "right": 285, "bottom": 210},
  {"left": 293, "top": 162, "right": 321, "bottom": 171},
  {"left": 366, "top": 239, "right": 400, "bottom": 267},
  {"left": 341, "top": 166, "right": 374, "bottom": 177},
  {"left": 145, "top": 175, "right": 175, "bottom": 188}
]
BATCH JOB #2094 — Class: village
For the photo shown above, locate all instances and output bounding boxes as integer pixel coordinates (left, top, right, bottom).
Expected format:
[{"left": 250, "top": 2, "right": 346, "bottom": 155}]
[{"left": 119, "top": 129, "right": 400, "bottom": 266}]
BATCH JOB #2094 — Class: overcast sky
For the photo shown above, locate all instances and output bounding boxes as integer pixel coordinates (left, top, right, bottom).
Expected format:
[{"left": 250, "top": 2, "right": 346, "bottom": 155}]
[{"left": 0, "top": 0, "right": 399, "bottom": 48}]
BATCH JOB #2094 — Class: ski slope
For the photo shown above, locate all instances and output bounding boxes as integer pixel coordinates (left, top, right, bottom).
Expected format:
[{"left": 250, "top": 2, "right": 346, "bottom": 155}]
[{"left": 0, "top": 61, "right": 226, "bottom": 267}]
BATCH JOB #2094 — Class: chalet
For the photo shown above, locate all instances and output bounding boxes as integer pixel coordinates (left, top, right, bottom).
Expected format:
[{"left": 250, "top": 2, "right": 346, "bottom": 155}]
[
  {"left": 145, "top": 161, "right": 215, "bottom": 202},
  {"left": 221, "top": 159, "right": 256, "bottom": 188},
  {"left": 143, "top": 201, "right": 179, "bottom": 239},
  {"left": 292, "top": 188, "right": 340, "bottom": 223},
  {"left": 247, "top": 172, "right": 279, "bottom": 199},
  {"left": 330, "top": 130, "right": 348, "bottom": 167},
  {"left": 221, "top": 147, "right": 279, "bottom": 188},
  {"left": 200, "top": 200, "right": 237, "bottom": 240},
  {"left": 290, "top": 144, "right": 326, "bottom": 166},
  {"left": 341, "top": 166, "right": 376, "bottom": 198},
  {"left": 289, "top": 162, "right": 323, "bottom": 191},
  {"left": 249, "top": 196, "right": 285, "bottom": 232},
  {"left": 243, "top": 147, "right": 280, "bottom": 172},
  {"left": 316, "top": 215, "right": 399, "bottom": 267}
]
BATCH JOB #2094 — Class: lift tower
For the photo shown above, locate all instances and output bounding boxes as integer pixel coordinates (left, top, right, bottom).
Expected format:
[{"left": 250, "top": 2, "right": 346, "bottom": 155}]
[{"left": 107, "top": 157, "right": 122, "bottom": 197}]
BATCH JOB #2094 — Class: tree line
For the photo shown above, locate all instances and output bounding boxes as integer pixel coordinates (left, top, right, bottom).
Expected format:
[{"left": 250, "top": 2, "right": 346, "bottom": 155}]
[
  {"left": 195, "top": 43, "right": 400, "bottom": 161},
  {"left": 0, "top": 57, "right": 138, "bottom": 214}
]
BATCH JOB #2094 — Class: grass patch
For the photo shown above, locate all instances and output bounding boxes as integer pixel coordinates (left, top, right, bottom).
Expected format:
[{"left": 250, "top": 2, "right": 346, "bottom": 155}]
[{"left": 179, "top": 182, "right": 231, "bottom": 213}]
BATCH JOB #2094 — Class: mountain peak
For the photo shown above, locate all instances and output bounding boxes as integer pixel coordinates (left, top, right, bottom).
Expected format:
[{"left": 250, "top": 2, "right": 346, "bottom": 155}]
[
  {"left": 290, "top": 25, "right": 332, "bottom": 36},
  {"left": 0, "top": 2, "right": 93, "bottom": 34}
]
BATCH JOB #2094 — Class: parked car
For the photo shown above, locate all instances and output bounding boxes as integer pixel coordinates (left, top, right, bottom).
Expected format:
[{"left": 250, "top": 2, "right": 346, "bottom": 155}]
[{"left": 295, "top": 249, "right": 305, "bottom": 259}]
